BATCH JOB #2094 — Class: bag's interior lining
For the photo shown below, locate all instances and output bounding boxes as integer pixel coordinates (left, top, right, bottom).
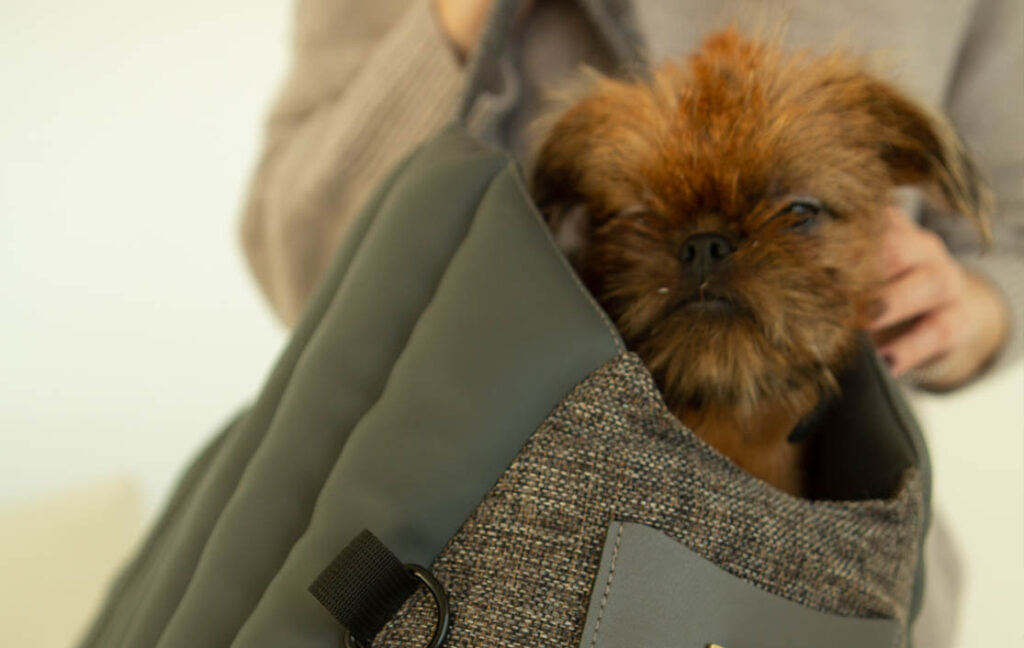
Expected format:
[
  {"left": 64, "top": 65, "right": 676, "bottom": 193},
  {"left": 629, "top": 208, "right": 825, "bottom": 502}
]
[{"left": 806, "top": 339, "right": 920, "bottom": 502}]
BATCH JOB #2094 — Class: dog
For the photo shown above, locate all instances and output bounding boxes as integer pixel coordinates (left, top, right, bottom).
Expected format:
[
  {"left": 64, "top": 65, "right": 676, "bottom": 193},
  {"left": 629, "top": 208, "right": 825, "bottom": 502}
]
[{"left": 531, "top": 29, "right": 990, "bottom": 495}]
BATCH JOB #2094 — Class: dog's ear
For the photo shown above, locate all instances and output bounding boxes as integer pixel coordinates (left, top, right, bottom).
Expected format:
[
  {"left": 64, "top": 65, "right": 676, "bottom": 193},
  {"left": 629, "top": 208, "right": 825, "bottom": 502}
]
[
  {"left": 856, "top": 79, "right": 993, "bottom": 242},
  {"left": 529, "top": 95, "right": 601, "bottom": 215},
  {"left": 542, "top": 204, "right": 592, "bottom": 263},
  {"left": 529, "top": 66, "right": 648, "bottom": 213},
  {"left": 529, "top": 86, "right": 612, "bottom": 261}
]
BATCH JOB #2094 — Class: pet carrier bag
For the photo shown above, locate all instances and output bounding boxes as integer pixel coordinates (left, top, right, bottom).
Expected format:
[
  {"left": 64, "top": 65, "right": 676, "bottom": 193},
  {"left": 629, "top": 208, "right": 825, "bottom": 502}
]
[{"left": 80, "top": 2, "right": 931, "bottom": 646}]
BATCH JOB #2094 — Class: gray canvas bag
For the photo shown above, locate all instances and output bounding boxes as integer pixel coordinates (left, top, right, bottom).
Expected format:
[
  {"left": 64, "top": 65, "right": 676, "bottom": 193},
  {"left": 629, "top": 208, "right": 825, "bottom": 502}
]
[{"left": 79, "top": 2, "right": 931, "bottom": 646}]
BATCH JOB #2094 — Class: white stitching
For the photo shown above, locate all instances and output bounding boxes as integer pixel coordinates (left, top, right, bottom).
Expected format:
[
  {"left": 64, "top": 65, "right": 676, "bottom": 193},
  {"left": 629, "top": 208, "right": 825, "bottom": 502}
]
[
  {"left": 589, "top": 522, "right": 625, "bottom": 648},
  {"left": 508, "top": 166, "right": 626, "bottom": 354}
]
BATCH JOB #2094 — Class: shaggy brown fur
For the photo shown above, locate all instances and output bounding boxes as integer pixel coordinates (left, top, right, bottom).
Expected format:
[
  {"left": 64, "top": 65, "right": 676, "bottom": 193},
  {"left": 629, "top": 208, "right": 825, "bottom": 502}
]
[{"left": 532, "top": 29, "right": 990, "bottom": 495}]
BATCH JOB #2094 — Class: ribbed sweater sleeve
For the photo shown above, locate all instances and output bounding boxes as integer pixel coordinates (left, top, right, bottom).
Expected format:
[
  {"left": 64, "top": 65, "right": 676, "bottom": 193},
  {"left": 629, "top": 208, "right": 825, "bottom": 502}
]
[
  {"left": 239, "top": 0, "right": 465, "bottom": 325},
  {"left": 943, "top": 0, "right": 1024, "bottom": 375}
]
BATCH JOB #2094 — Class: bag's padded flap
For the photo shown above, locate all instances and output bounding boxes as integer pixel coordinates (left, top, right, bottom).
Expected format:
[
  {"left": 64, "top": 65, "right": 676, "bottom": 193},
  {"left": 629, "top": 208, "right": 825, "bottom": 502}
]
[
  {"left": 580, "top": 522, "right": 902, "bottom": 648},
  {"left": 144, "top": 126, "right": 622, "bottom": 648},
  {"left": 78, "top": 137, "right": 423, "bottom": 648}
]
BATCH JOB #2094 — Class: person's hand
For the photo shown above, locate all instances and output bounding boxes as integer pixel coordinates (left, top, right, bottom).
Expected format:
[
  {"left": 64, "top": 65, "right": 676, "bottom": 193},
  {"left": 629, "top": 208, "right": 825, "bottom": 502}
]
[
  {"left": 864, "top": 207, "right": 1009, "bottom": 390},
  {"left": 434, "top": 0, "right": 494, "bottom": 58},
  {"left": 434, "top": 0, "right": 534, "bottom": 59}
]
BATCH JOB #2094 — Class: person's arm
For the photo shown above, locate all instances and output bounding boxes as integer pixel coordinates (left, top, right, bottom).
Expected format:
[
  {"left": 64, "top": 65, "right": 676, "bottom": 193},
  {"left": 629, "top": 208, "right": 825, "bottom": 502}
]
[
  {"left": 867, "top": 0, "right": 1022, "bottom": 390},
  {"left": 240, "top": 0, "right": 491, "bottom": 326},
  {"left": 938, "top": 0, "right": 1024, "bottom": 384}
]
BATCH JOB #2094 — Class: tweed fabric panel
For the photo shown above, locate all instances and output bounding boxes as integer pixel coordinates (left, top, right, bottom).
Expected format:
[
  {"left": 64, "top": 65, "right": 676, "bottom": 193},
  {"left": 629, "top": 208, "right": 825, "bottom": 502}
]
[{"left": 372, "top": 353, "right": 923, "bottom": 648}]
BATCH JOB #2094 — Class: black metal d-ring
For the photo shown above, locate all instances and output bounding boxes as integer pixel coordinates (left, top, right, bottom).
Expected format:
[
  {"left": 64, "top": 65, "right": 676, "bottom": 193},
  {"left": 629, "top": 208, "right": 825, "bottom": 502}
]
[{"left": 340, "top": 564, "right": 450, "bottom": 648}]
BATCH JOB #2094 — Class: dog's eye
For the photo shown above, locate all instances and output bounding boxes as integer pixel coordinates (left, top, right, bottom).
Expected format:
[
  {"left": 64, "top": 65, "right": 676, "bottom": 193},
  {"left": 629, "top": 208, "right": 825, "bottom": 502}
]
[
  {"left": 781, "top": 199, "right": 824, "bottom": 233},
  {"left": 786, "top": 200, "right": 821, "bottom": 216},
  {"left": 615, "top": 205, "right": 650, "bottom": 223}
]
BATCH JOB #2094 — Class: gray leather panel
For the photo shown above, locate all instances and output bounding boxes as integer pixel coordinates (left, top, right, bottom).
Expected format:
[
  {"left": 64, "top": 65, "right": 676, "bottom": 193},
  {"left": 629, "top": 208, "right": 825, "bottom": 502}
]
[
  {"left": 231, "top": 148, "right": 622, "bottom": 646},
  {"left": 580, "top": 522, "right": 901, "bottom": 648}
]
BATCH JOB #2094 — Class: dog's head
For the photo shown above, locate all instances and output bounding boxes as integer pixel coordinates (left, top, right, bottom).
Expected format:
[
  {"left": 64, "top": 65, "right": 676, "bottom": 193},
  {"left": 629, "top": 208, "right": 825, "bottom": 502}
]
[{"left": 532, "top": 29, "right": 990, "bottom": 419}]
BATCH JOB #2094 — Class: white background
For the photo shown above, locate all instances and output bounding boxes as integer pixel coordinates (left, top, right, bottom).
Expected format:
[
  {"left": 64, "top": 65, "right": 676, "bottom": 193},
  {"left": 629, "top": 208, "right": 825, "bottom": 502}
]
[
  {"left": 1, "top": 0, "right": 288, "bottom": 512},
  {"left": 1, "top": 1, "right": 1021, "bottom": 646}
]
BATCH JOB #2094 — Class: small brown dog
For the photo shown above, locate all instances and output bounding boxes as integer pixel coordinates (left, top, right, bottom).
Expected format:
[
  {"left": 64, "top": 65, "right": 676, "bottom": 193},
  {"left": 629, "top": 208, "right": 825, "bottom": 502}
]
[{"left": 532, "top": 29, "right": 990, "bottom": 495}]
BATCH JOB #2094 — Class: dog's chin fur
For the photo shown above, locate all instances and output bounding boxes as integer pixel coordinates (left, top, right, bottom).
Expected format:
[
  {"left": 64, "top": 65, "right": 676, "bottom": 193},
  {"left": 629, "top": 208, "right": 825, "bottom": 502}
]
[{"left": 532, "top": 28, "right": 990, "bottom": 496}]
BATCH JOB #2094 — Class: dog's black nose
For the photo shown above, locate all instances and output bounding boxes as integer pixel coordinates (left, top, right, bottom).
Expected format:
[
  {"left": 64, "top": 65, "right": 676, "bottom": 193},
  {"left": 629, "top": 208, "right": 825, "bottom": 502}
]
[{"left": 680, "top": 232, "right": 735, "bottom": 280}]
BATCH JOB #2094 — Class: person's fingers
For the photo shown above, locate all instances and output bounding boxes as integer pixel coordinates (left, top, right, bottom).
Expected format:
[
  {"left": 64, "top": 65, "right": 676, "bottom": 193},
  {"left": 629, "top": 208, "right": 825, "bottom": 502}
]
[
  {"left": 865, "top": 261, "right": 964, "bottom": 332},
  {"left": 876, "top": 211, "right": 947, "bottom": 282},
  {"left": 877, "top": 307, "right": 964, "bottom": 376},
  {"left": 435, "top": 0, "right": 494, "bottom": 56}
]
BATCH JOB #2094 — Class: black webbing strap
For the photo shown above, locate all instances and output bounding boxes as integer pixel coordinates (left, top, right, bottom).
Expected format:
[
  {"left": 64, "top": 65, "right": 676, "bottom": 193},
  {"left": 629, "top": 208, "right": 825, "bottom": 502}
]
[{"left": 309, "top": 530, "right": 419, "bottom": 646}]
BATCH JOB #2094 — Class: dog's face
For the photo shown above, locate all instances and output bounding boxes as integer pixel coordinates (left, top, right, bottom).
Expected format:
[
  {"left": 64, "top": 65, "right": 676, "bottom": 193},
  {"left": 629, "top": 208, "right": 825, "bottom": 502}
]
[{"left": 533, "top": 30, "right": 989, "bottom": 421}]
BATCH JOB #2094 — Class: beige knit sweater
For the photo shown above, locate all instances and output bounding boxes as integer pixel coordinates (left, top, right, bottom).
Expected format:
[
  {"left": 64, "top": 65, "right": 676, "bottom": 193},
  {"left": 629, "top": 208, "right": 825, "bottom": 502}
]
[{"left": 239, "top": 0, "right": 1022, "bottom": 370}]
